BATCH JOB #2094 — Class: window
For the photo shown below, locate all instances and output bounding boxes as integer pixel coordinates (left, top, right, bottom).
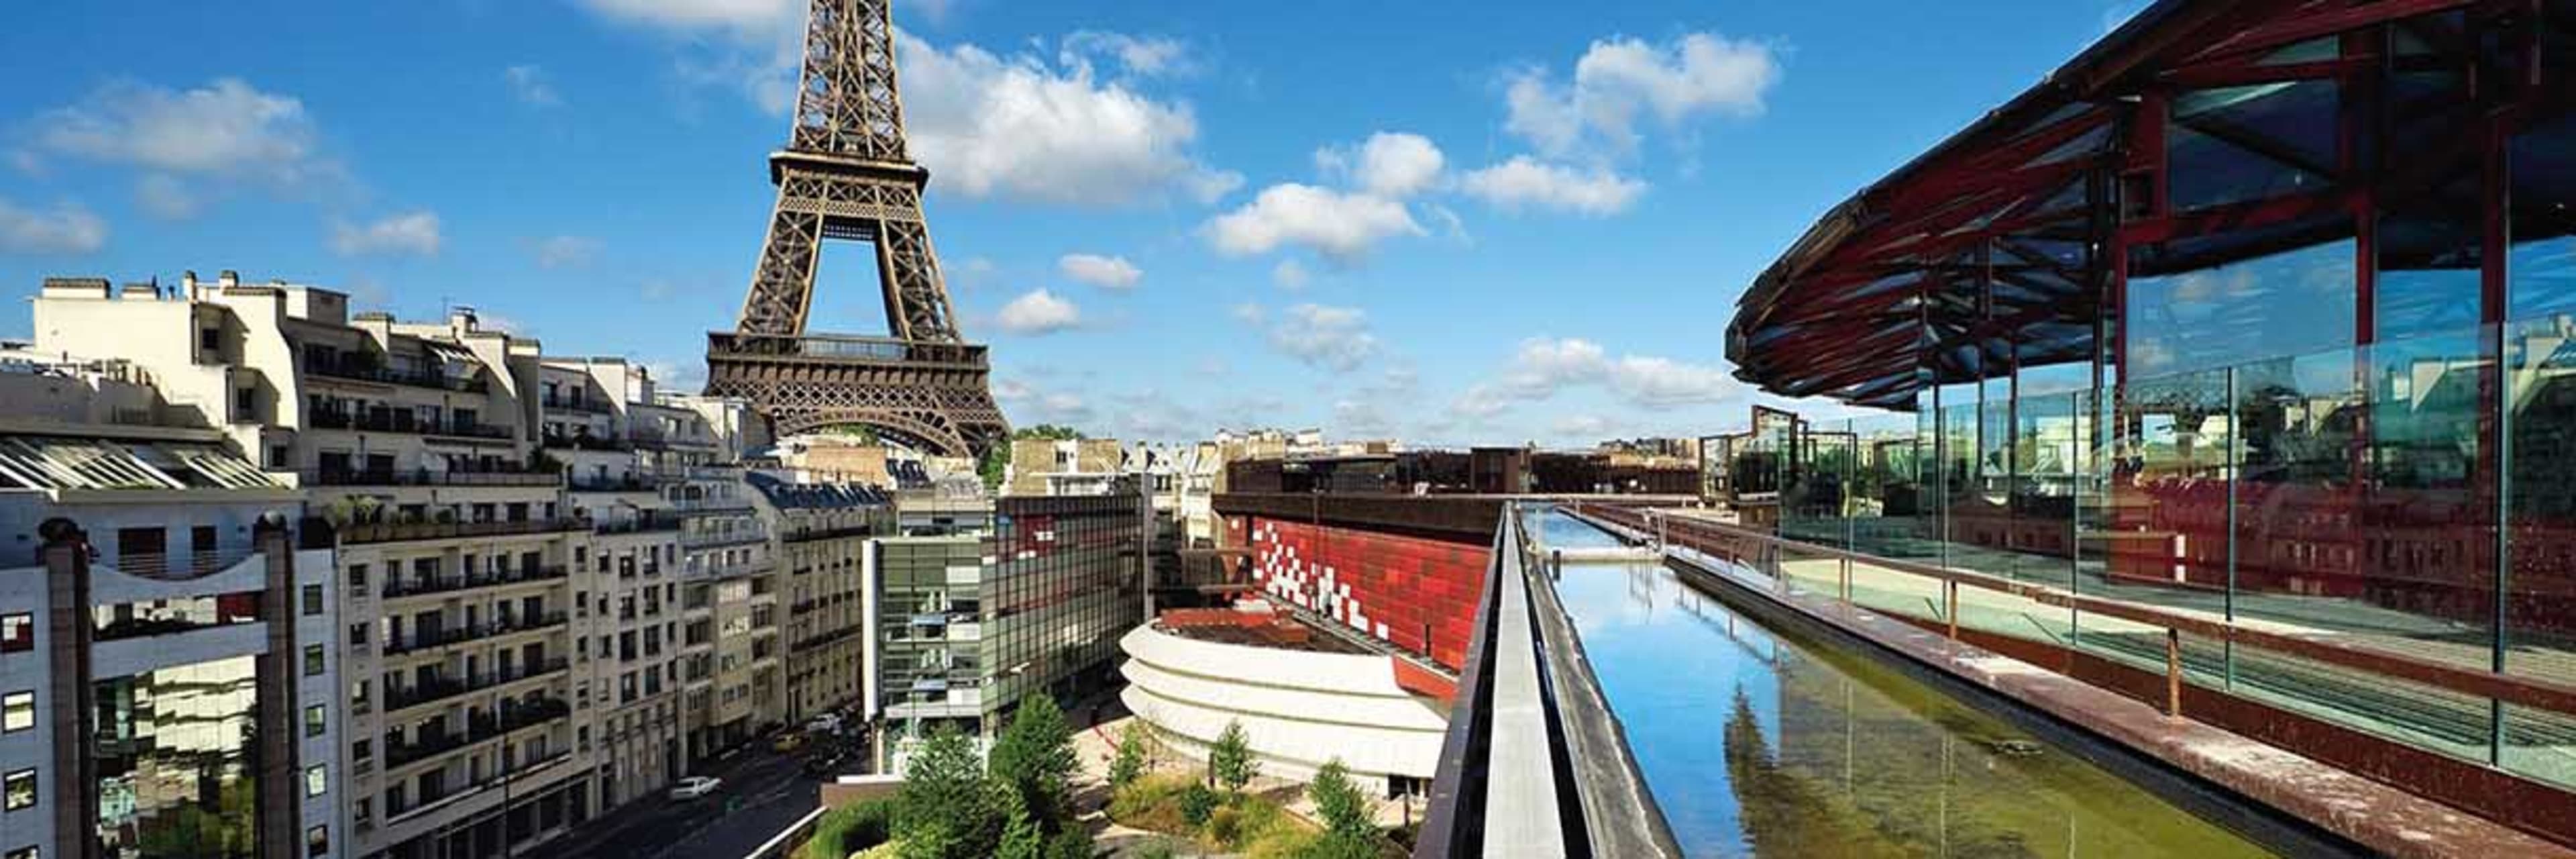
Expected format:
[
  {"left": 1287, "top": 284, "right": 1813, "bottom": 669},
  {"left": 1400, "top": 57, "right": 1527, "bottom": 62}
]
[
  {"left": 303, "top": 645, "right": 325, "bottom": 676},
  {"left": 307, "top": 825, "right": 329, "bottom": 858},
  {"left": 352, "top": 739, "right": 371, "bottom": 762},
  {"left": 348, "top": 623, "right": 368, "bottom": 646},
  {"left": 301, "top": 585, "right": 324, "bottom": 616},
  {"left": 304, "top": 704, "right": 326, "bottom": 738},
  {"left": 305, "top": 765, "right": 327, "bottom": 797},
  {"left": 3, "top": 769, "right": 32, "bottom": 811},
  {"left": 347, "top": 563, "right": 368, "bottom": 591}
]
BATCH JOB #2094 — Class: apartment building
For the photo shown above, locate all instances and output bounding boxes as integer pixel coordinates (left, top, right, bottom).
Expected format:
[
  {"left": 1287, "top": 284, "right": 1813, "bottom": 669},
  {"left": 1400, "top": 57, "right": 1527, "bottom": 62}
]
[
  {"left": 537, "top": 358, "right": 686, "bottom": 810},
  {"left": 0, "top": 356, "right": 334, "bottom": 859},
  {"left": 747, "top": 474, "right": 892, "bottom": 725},
  {"left": 33, "top": 276, "right": 589, "bottom": 858},
  {"left": 674, "top": 466, "right": 779, "bottom": 763}
]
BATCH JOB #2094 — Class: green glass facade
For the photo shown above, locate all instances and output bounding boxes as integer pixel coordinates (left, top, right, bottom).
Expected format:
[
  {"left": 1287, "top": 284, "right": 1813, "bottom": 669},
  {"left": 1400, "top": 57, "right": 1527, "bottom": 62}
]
[{"left": 93, "top": 655, "right": 263, "bottom": 859}]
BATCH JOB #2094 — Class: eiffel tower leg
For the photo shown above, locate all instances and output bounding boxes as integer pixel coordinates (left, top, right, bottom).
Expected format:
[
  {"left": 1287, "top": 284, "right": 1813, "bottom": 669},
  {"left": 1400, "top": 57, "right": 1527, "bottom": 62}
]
[
  {"left": 738, "top": 204, "right": 825, "bottom": 338},
  {"left": 877, "top": 219, "right": 955, "bottom": 343}
]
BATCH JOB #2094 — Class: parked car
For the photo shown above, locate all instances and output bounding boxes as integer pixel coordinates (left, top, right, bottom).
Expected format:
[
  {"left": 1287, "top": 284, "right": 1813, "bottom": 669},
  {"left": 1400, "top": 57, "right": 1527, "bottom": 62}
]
[
  {"left": 669, "top": 776, "right": 723, "bottom": 801},
  {"left": 771, "top": 732, "right": 808, "bottom": 753},
  {"left": 802, "top": 752, "right": 846, "bottom": 776},
  {"left": 806, "top": 713, "right": 843, "bottom": 734}
]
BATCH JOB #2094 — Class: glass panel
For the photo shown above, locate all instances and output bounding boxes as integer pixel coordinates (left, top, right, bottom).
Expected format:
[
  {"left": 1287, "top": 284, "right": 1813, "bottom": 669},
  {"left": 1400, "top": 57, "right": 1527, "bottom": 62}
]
[
  {"left": 95, "top": 656, "right": 262, "bottom": 859},
  {"left": 2126, "top": 236, "right": 2358, "bottom": 378},
  {"left": 2167, "top": 80, "right": 2340, "bottom": 211}
]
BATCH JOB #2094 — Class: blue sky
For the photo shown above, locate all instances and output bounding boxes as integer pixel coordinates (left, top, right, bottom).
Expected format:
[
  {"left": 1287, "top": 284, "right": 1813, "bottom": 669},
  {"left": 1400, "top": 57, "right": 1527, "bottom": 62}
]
[{"left": 0, "top": 0, "right": 2140, "bottom": 446}]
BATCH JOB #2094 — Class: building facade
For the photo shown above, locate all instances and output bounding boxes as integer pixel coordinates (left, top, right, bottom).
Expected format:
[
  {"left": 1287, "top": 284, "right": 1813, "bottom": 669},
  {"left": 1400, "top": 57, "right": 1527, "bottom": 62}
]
[
  {"left": 871, "top": 490, "right": 1149, "bottom": 769},
  {"left": 0, "top": 358, "right": 331, "bottom": 859}
]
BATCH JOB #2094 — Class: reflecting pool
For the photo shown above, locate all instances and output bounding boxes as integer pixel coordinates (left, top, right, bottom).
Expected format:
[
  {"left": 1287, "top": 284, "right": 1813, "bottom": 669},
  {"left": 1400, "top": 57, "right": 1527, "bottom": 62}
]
[{"left": 1552, "top": 555, "right": 2275, "bottom": 857}]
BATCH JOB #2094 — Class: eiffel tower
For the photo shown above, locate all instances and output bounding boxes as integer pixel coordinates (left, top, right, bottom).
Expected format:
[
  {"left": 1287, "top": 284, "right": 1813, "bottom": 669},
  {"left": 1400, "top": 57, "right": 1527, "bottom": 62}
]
[{"left": 702, "top": 0, "right": 1007, "bottom": 459}]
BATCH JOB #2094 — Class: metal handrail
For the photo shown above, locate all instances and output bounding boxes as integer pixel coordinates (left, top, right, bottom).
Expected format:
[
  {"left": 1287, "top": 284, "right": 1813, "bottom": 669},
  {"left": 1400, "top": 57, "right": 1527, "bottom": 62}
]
[{"left": 1570, "top": 505, "right": 2576, "bottom": 721}]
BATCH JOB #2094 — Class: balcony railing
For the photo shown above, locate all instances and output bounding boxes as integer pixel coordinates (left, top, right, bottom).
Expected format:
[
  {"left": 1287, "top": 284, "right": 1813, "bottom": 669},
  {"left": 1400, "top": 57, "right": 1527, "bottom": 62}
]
[
  {"left": 380, "top": 563, "right": 570, "bottom": 599},
  {"left": 341, "top": 517, "right": 588, "bottom": 546},
  {"left": 706, "top": 330, "right": 989, "bottom": 369},
  {"left": 682, "top": 525, "right": 770, "bottom": 550},
  {"left": 542, "top": 432, "right": 632, "bottom": 452},
  {"left": 111, "top": 548, "right": 256, "bottom": 580},
  {"left": 382, "top": 659, "right": 572, "bottom": 714},
  {"left": 675, "top": 495, "right": 755, "bottom": 514},
  {"left": 382, "top": 695, "right": 572, "bottom": 769},
  {"left": 309, "top": 410, "right": 513, "bottom": 440},
  {"left": 305, "top": 466, "right": 558, "bottom": 489},
  {"left": 381, "top": 613, "right": 569, "bottom": 657},
  {"left": 593, "top": 512, "right": 685, "bottom": 535},
  {"left": 568, "top": 473, "right": 653, "bottom": 493},
  {"left": 306, "top": 358, "right": 489, "bottom": 393},
  {"left": 540, "top": 395, "right": 616, "bottom": 415}
]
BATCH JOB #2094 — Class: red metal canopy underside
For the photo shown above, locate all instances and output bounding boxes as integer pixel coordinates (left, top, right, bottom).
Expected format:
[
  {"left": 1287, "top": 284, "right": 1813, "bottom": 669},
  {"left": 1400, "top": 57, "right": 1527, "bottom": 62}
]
[{"left": 1724, "top": 0, "right": 2511, "bottom": 409}]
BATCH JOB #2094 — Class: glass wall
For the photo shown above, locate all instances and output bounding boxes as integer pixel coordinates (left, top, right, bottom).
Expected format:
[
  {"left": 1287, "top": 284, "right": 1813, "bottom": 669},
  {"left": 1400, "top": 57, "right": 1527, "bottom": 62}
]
[{"left": 94, "top": 656, "right": 263, "bottom": 859}]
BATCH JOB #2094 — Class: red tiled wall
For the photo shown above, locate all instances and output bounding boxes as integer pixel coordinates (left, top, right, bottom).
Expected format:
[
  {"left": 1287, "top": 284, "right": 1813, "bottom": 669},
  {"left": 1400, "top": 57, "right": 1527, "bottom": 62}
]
[{"left": 1232, "top": 515, "right": 1490, "bottom": 670}]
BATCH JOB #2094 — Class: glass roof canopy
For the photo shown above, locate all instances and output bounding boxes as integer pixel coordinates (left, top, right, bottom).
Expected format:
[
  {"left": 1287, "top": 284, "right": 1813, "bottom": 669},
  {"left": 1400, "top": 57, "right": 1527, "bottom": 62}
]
[{"left": 1725, "top": 0, "right": 2576, "bottom": 410}]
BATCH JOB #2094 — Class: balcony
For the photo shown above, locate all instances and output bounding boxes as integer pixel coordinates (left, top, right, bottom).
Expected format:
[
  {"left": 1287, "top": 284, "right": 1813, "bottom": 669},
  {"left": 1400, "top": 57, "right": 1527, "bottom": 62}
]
[
  {"left": 111, "top": 547, "right": 258, "bottom": 581},
  {"left": 340, "top": 517, "right": 588, "bottom": 546},
  {"left": 675, "top": 495, "right": 755, "bottom": 514},
  {"left": 382, "top": 696, "right": 572, "bottom": 770},
  {"left": 592, "top": 512, "right": 684, "bottom": 536},
  {"left": 568, "top": 473, "right": 655, "bottom": 493},
  {"left": 309, "top": 409, "right": 515, "bottom": 440},
  {"left": 382, "top": 659, "right": 572, "bottom": 715},
  {"left": 379, "top": 563, "right": 570, "bottom": 599},
  {"left": 540, "top": 395, "right": 616, "bottom": 415},
  {"left": 682, "top": 523, "right": 771, "bottom": 550},
  {"left": 542, "top": 432, "right": 632, "bottom": 452},
  {"left": 305, "top": 465, "right": 558, "bottom": 489},
  {"left": 380, "top": 612, "right": 569, "bottom": 657},
  {"left": 305, "top": 358, "right": 489, "bottom": 394}
]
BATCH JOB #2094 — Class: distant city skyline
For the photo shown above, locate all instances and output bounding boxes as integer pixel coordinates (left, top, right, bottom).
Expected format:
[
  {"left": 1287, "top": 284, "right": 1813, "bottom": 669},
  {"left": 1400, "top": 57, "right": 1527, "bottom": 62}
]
[{"left": 0, "top": 0, "right": 2139, "bottom": 446}]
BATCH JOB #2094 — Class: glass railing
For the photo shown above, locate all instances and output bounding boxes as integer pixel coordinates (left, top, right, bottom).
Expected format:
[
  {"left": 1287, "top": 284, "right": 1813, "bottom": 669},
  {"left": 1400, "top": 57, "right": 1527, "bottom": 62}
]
[{"left": 1731, "top": 315, "right": 2576, "bottom": 791}]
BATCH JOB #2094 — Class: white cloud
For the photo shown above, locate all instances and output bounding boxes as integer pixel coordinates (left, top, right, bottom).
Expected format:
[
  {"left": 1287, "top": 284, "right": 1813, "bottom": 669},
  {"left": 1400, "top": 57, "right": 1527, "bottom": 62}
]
[
  {"left": 1318, "top": 132, "right": 1444, "bottom": 199},
  {"left": 532, "top": 235, "right": 602, "bottom": 268},
  {"left": 133, "top": 174, "right": 199, "bottom": 220},
  {"left": 572, "top": 0, "right": 1234, "bottom": 207},
  {"left": 996, "top": 289, "right": 1082, "bottom": 335},
  {"left": 1203, "top": 183, "right": 1422, "bottom": 262},
  {"left": 1258, "top": 303, "right": 1379, "bottom": 372},
  {"left": 332, "top": 211, "right": 443, "bottom": 258},
  {"left": 1059, "top": 31, "right": 1192, "bottom": 78},
  {"left": 1505, "top": 32, "right": 1780, "bottom": 157},
  {"left": 33, "top": 78, "right": 335, "bottom": 187},
  {"left": 1460, "top": 156, "right": 1646, "bottom": 216},
  {"left": 1057, "top": 253, "right": 1142, "bottom": 290},
  {"left": 1453, "top": 336, "right": 1737, "bottom": 417},
  {"left": 1552, "top": 414, "right": 1612, "bottom": 438},
  {"left": 900, "top": 31, "right": 1239, "bottom": 205},
  {"left": 0, "top": 197, "right": 106, "bottom": 254},
  {"left": 1271, "top": 259, "right": 1310, "bottom": 291},
  {"left": 505, "top": 64, "right": 561, "bottom": 107}
]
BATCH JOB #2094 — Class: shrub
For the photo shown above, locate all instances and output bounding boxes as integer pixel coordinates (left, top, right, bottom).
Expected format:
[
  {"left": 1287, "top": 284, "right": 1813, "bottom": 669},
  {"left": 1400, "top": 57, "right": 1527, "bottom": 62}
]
[
  {"left": 1107, "top": 774, "right": 1193, "bottom": 836},
  {"left": 1043, "top": 829, "right": 1093, "bottom": 859},
  {"left": 801, "top": 799, "right": 895, "bottom": 859},
  {"left": 1205, "top": 805, "right": 1244, "bottom": 846},
  {"left": 1179, "top": 782, "right": 1220, "bottom": 827},
  {"left": 1108, "top": 721, "right": 1151, "bottom": 791}
]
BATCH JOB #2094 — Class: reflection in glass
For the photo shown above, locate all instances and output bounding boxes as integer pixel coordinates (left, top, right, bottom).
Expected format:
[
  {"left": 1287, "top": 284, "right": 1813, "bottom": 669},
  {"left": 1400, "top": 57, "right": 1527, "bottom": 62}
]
[{"left": 94, "top": 655, "right": 262, "bottom": 859}]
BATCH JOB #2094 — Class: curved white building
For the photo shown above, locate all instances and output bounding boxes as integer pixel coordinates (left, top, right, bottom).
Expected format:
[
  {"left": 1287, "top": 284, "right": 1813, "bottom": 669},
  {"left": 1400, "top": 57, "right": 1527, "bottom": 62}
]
[{"left": 1117, "top": 619, "right": 1447, "bottom": 795}]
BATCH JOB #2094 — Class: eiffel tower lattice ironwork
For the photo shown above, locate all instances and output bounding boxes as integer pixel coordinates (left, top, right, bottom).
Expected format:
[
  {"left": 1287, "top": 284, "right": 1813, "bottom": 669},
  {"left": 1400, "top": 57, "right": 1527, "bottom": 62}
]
[{"left": 702, "top": 0, "right": 1006, "bottom": 459}]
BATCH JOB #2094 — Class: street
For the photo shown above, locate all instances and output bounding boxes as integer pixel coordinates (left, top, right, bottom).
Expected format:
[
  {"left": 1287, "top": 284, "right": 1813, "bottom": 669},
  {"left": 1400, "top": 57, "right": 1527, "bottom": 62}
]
[{"left": 532, "top": 746, "right": 831, "bottom": 859}]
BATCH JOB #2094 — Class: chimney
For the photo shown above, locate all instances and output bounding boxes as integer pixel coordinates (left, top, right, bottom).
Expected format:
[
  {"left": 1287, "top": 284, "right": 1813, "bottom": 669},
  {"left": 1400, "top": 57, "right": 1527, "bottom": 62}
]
[
  {"left": 449, "top": 305, "right": 478, "bottom": 334},
  {"left": 181, "top": 270, "right": 199, "bottom": 299},
  {"left": 217, "top": 270, "right": 239, "bottom": 289}
]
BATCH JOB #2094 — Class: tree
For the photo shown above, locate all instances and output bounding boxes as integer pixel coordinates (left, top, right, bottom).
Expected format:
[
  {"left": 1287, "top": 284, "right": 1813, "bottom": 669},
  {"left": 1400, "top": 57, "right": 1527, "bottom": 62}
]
[
  {"left": 995, "top": 785, "right": 1046, "bottom": 859},
  {"left": 1208, "top": 719, "right": 1258, "bottom": 793},
  {"left": 979, "top": 425, "right": 1087, "bottom": 491},
  {"left": 894, "top": 725, "right": 997, "bottom": 855},
  {"left": 1108, "top": 720, "right": 1151, "bottom": 790},
  {"left": 988, "top": 693, "right": 1081, "bottom": 832},
  {"left": 1306, "top": 758, "right": 1375, "bottom": 842}
]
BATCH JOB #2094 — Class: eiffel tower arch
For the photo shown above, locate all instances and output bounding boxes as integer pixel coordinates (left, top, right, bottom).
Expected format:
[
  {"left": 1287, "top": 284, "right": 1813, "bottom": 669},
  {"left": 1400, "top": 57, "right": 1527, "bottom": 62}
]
[{"left": 702, "top": 0, "right": 1008, "bottom": 460}]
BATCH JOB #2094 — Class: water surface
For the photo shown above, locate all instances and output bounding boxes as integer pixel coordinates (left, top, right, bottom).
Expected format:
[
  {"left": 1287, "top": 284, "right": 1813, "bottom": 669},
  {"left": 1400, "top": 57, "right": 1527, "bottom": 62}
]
[{"left": 1548, "top": 534, "right": 2274, "bottom": 857}]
